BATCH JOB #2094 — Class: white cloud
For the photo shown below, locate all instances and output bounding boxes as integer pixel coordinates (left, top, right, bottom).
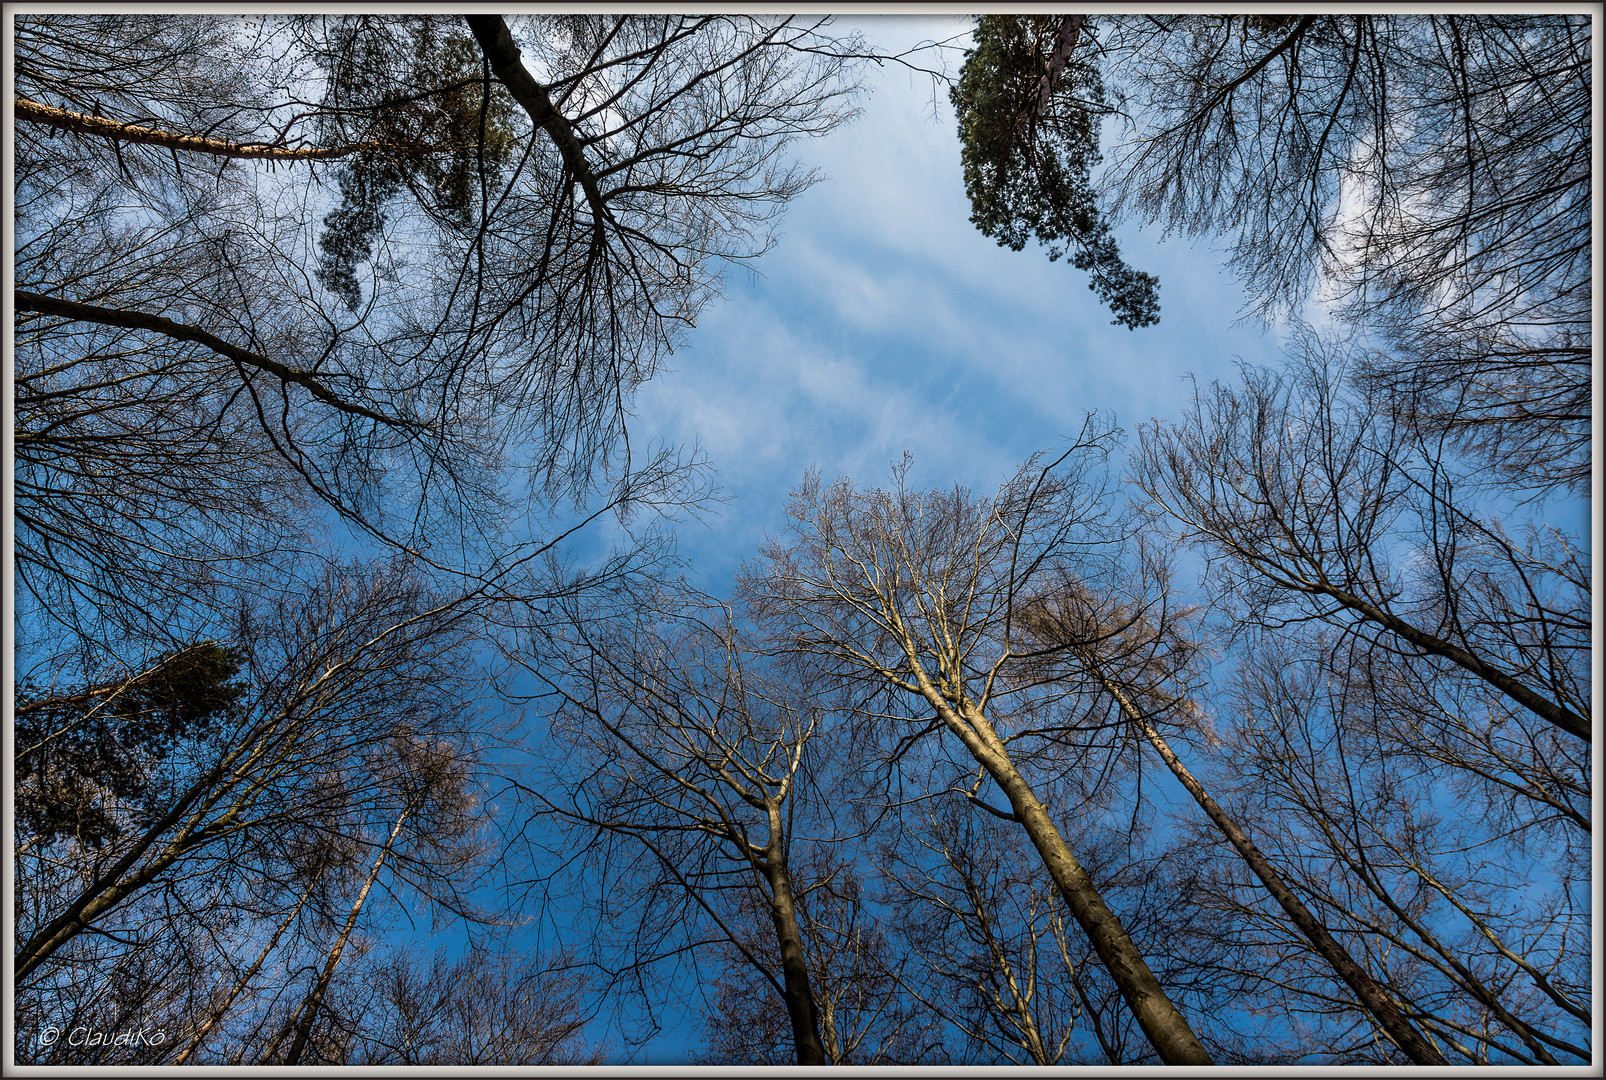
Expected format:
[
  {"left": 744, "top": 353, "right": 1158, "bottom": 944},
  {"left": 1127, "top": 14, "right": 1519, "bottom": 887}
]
[{"left": 628, "top": 14, "right": 1293, "bottom": 590}]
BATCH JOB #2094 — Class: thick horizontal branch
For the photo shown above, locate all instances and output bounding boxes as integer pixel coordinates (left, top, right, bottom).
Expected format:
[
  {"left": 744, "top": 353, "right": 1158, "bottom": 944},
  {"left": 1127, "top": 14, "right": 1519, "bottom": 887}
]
[
  {"left": 15, "top": 97, "right": 397, "bottom": 162},
  {"left": 15, "top": 290, "right": 418, "bottom": 430}
]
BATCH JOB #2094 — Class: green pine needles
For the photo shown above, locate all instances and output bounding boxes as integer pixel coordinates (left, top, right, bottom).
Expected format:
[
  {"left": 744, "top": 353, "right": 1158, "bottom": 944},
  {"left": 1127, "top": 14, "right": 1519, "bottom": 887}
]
[{"left": 952, "top": 16, "right": 1159, "bottom": 329}]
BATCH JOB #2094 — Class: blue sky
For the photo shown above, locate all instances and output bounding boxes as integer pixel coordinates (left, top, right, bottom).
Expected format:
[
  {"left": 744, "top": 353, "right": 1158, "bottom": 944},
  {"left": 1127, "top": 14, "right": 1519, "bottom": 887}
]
[
  {"left": 629, "top": 15, "right": 1291, "bottom": 598},
  {"left": 594, "top": 17, "right": 1579, "bottom": 1063},
  {"left": 578, "top": 16, "right": 1299, "bottom": 1060},
  {"left": 13, "top": 13, "right": 1587, "bottom": 1067},
  {"left": 502, "top": 14, "right": 1597, "bottom": 1052}
]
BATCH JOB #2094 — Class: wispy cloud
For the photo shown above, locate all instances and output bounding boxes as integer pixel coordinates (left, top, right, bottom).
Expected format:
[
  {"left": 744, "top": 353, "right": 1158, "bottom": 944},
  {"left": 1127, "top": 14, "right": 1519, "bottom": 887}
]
[{"left": 630, "top": 15, "right": 1291, "bottom": 590}]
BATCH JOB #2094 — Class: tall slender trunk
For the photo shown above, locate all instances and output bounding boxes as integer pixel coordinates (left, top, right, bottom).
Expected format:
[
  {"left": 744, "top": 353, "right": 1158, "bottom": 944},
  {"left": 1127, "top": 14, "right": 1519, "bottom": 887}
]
[
  {"left": 862, "top": 583, "right": 1209, "bottom": 1065},
  {"left": 173, "top": 869, "right": 322, "bottom": 1064},
  {"left": 263, "top": 805, "right": 411, "bottom": 1065},
  {"left": 762, "top": 805, "right": 827, "bottom": 1066},
  {"left": 895, "top": 629, "right": 1211, "bottom": 1064},
  {"left": 1096, "top": 674, "right": 1450, "bottom": 1065},
  {"left": 963, "top": 722, "right": 1212, "bottom": 1064}
]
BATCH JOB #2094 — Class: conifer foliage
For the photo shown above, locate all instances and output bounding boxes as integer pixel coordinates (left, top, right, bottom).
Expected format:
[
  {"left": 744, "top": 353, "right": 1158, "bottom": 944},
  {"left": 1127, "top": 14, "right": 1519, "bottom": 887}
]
[{"left": 951, "top": 15, "right": 1159, "bottom": 328}]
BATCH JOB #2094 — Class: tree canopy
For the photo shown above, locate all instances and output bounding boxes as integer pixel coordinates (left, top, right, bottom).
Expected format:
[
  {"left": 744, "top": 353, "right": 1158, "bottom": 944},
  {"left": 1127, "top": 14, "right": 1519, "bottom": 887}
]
[
  {"left": 11, "top": 11, "right": 1592, "bottom": 1069},
  {"left": 951, "top": 15, "right": 1160, "bottom": 328},
  {"left": 1099, "top": 13, "right": 1591, "bottom": 494}
]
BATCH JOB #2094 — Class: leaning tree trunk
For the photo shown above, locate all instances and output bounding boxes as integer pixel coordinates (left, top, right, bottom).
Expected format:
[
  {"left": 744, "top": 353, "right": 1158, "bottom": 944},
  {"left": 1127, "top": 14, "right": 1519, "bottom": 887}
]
[
  {"left": 963, "top": 719, "right": 1212, "bottom": 1065},
  {"left": 901, "top": 652, "right": 1212, "bottom": 1065},
  {"left": 173, "top": 868, "right": 323, "bottom": 1063},
  {"left": 263, "top": 805, "right": 412, "bottom": 1065},
  {"left": 1095, "top": 673, "right": 1451, "bottom": 1065}
]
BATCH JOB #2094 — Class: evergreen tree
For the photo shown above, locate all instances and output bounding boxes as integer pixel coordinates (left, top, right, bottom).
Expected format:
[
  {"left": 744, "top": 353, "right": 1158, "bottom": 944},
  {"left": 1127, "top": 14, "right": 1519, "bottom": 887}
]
[
  {"left": 951, "top": 16, "right": 1159, "bottom": 329},
  {"left": 15, "top": 643, "right": 246, "bottom": 849}
]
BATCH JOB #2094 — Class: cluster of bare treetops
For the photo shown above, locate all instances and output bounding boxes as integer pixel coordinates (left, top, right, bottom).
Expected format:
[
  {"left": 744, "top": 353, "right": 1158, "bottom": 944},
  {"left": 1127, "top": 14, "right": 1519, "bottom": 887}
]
[{"left": 13, "top": 13, "right": 1590, "bottom": 1066}]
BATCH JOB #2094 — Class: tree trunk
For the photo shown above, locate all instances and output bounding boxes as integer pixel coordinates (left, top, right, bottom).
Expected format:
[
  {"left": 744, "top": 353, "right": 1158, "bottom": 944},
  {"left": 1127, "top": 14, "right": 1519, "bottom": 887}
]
[
  {"left": 762, "top": 807, "right": 828, "bottom": 1066},
  {"left": 465, "top": 15, "right": 610, "bottom": 241},
  {"left": 1098, "top": 675, "right": 1450, "bottom": 1065},
  {"left": 966, "top": 725, "right": 1212, "bottom": 1064},
  {"left": 14, "top": 97, "right": 395, "bottom": 161},
  {"left": 895, "top": 638, "right": 1211, "bottom": 1064},
  {"left": 268, "top": 806, "right": 411, "bottom": 1065},
  {"left": 173, "top": 869, "right": 321, "bottom": 1063},
  {"left": 1296, "top": 581, "right": 1588, "bottom": 742},
  {"left": 15, "top": 756, "right": 251, "bottom": 986},
  {"left": 1033, "top": 15, "right": 1086, "bottom": 117}
]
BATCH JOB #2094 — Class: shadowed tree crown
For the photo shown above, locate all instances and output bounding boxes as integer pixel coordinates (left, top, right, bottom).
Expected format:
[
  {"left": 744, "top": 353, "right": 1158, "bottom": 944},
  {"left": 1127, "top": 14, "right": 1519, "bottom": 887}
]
[
  {"left": 313, "top": 18, "right": 522, "bottom": 311},
  {"left": 951, "top": 15, "right": 1159, "bottom": 329},
  {"left": 16, "top": 642, "right": 248, "bottom": 848}
]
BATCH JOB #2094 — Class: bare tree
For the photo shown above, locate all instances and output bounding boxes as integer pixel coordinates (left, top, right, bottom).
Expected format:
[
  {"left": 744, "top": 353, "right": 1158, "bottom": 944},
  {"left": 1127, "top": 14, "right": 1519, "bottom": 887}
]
[
  {"left": 1186, "top": 636, "right": 1591, "bottom": 1064},
  {"left": 509, "top": 583, "right": 851, "bottom": 1064},
  {"left": 13, "top": 17, "right": 879, "bottom": 1066},
  {"left": 1135, "top": 349, "right": 1588, "bottom": 745},
  {"left": 14, "top": 558, "right": 492, "bottom": 1004},
  {"left": 1018, "top": 548, "right": 1451, "bottom": 1064},
  {"left": 16, "top": 14, "right": 865, "bottom": 485},
  {"left": 1121, "top": 343, "right": 1587, "bottom": 1063},
  {"left": 168, "top": 855, "right": 331, "bottom": 1064},
  {"left": 882, "top": 793, "right": 1282, "bottom": 1065},
  {"left": 13, "top": 13, "right": 863, "bottom": 661},
  {"left": 740, "top": 425, "right": 1213, "bottom": 1065},
  {"left": 1098, "top": 14, "right": 1590, "bottom": 495},
  {"left": 316, "top": 944, "right": 603, "bottom": 1065},
  {"left": 258, "top": 733, "right": 483, "bottom": 1065},
  {"left": 699, "top": 849, "right": 940, "bottom": 1064}
]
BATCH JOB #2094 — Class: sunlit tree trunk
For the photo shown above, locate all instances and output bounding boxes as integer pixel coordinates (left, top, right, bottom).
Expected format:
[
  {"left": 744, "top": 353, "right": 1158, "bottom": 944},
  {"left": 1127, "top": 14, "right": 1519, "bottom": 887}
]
[
  {"left": 900, "top": 646, "right": 1211, "bottom": 1065},
  {"left": 267, "top": 804, "right": 412, "bottom": 1065},
  {"left": 1033, "top": 15, "right": 1085, "bottom": 116},
  {"left": 14, "top": 97, "right": 393, "bottom": 160},
  {"left": 1093, "top": 671, "right": 1449, "bottom": 1065}
]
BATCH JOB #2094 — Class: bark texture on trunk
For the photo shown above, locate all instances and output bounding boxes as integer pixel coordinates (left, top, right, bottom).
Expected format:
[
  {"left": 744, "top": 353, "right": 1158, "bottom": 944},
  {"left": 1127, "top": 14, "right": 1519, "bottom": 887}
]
[
  {"left": 970, "top": 728, "right": 1213, "bottom": 1065},
  {"left": 893, "top": 621, "right": 1212, "bottom": 1065},
  {"left": 762, "top": 808, "right": 828, "bottom": 1066},
  {"left": 1098, "top": 675, "right": 1451, "bottom": 1065},
  {"left": 1033, "top": 14, "right": 1086, "bottom": 117}
]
